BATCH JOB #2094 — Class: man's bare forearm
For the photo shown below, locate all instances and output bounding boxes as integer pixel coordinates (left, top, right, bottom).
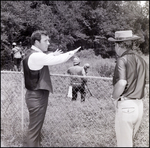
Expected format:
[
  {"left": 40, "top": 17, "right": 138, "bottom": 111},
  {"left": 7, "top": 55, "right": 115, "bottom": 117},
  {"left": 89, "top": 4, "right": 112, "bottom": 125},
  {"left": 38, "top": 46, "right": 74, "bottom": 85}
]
[{"left": 113, "top": 79, "right": 127, "bottom": 100}]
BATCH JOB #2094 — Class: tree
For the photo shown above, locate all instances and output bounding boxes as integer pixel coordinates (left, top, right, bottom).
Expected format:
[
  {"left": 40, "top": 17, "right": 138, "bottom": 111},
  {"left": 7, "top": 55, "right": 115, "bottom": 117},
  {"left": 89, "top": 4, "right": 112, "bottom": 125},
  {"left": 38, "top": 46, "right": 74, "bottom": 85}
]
[{"left": 1, "top": 1, "right": 149, "bottom": 70}]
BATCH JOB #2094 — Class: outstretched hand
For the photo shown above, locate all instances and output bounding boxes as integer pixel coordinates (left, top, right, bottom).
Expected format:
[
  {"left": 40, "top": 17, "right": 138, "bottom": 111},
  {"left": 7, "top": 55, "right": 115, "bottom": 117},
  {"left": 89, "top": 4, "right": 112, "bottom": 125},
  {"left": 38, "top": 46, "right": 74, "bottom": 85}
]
[
  {"left": 53, "top": 49, "right": 63, "bottom": 56},
  {"left": 69, "top": 46, "right": 81, "bottom": 56},
  {"left": 73, "top": 46, "right": 81, "bottom": 53}
]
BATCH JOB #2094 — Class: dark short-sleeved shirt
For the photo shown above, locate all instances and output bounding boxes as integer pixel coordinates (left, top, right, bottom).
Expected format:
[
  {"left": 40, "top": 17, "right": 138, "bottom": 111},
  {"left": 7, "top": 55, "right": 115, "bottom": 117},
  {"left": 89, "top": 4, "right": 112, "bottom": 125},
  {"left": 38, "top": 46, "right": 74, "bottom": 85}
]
[
  {"left": 67, "top": 65, "right": 85, "bottom": 84},
  {"left": 113, "top": 50, "right": 149, "bottom": 99}
]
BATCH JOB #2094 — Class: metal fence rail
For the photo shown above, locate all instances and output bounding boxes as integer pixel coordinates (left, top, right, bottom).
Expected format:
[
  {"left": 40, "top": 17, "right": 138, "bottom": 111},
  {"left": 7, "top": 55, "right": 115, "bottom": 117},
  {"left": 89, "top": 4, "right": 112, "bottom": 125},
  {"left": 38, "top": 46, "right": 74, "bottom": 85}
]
[{"left": 1, "top": 71, "right": 149, "bottom": 147}]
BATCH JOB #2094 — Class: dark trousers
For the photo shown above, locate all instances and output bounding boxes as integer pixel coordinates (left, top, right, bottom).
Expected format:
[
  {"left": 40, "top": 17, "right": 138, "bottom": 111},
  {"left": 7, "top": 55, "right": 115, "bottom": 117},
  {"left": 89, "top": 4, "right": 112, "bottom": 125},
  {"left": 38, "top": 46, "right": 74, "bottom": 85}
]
[
  {"left": 14, "top": 58, "right": 22, "bottom": 71},
  {"left": 25, "top": 89, "right": 49, "bottom": 147},
  {"left": 72, "top": 84, "right": 86, "bottom": 101}
]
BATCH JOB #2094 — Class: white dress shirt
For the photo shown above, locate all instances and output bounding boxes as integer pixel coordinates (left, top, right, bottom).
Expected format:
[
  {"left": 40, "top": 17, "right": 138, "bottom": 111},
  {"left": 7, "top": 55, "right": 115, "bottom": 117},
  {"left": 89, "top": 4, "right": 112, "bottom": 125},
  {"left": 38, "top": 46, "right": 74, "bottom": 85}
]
[
  {"left": 28, "top": 45, "right": 75, "bottom": 70},
  {"left": 12, "top": 46, "right": 22, "bottom": 58}
]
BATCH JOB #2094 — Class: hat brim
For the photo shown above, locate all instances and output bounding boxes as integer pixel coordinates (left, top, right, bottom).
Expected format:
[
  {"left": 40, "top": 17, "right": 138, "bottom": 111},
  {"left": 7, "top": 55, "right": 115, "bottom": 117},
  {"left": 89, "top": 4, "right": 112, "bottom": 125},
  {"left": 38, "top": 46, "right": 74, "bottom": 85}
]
[{"left": 108, "top": 35, "right": 141, "bottom": 42}]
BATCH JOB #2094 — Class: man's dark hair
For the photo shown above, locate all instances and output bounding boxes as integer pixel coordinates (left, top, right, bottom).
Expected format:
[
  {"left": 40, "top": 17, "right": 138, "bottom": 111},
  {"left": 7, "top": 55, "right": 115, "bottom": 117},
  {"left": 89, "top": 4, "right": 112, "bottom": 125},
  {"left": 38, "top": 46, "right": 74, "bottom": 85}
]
[{"left": 31, "top": 30, "right": 48, "bottom": 45}]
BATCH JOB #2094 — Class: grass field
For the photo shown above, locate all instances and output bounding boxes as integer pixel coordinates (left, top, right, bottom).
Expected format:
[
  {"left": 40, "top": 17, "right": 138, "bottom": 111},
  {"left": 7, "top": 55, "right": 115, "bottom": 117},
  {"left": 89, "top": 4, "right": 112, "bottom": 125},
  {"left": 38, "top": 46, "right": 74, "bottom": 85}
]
[{"left": 1, "top": 49, "right": 149, "bottom": 147}]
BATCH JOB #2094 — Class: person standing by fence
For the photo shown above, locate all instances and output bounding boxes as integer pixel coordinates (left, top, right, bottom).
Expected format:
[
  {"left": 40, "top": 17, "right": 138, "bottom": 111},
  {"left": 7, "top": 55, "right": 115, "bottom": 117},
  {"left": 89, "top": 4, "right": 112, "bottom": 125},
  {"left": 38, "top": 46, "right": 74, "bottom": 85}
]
[
  {"left": 108, "top": 30, "right": 149, "bottom": 147},
  {"left": 83, "top": 63, "right": 90, "bottom": 75},
  {"left": 67, "top": 57, "right": 87, "bottom": 102},
  {"left": 22, "top": 30, "right": 80, "bottom": 147},
  {"left": 11, "top": 42, "right": 23, "bottom": 71}
]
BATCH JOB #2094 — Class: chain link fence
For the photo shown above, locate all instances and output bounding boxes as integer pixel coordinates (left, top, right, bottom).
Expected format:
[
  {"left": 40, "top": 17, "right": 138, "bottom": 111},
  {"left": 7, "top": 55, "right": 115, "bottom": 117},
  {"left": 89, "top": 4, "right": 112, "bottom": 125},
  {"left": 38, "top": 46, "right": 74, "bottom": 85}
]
[
  {"left": 1, "top": 71, "right": 149, "bottom": 147},
  {"left": 1, "top": 71, "right": 24, "bottom": 147}
]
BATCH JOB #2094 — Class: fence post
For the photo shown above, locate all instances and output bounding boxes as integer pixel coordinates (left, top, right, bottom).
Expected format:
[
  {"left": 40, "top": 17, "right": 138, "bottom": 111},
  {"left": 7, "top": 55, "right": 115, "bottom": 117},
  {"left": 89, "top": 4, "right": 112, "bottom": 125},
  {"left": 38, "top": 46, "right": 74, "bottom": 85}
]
[{"left": 21, "top": 72, "right": 24, "bottom": 143}]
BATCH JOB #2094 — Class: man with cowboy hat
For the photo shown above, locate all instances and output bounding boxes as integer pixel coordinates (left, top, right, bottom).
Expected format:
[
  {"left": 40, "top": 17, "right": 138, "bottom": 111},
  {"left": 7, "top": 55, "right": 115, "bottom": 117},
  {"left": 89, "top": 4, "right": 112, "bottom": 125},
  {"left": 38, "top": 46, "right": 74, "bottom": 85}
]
[{"left": 108, "top": 30, "right": 149, "bottom": 147}]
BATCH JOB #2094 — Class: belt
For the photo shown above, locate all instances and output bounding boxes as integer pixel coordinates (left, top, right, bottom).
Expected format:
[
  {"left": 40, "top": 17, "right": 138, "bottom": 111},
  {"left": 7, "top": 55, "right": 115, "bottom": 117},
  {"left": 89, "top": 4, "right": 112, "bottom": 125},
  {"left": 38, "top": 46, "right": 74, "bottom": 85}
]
[
  {"left": 118, "top": 96, "right": 141, "bottom": 101},
  {"left": 72, "top": 83, "right": 82, "bottom": 85}
]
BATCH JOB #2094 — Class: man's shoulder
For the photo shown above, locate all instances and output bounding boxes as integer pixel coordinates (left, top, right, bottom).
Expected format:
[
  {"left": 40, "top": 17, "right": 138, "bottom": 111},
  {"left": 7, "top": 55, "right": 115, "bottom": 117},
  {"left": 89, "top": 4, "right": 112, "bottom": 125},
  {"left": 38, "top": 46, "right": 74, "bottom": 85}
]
[
  {"left": 12, "top": 47, "right": 16, "bottom": 51},
  {"left": 68, "top": 65, "right": 83, "bottom": 69},
  {"left": 119, "top": 50, "right": 135, "bottom": 63},
  {"left": 23, "top": 48, "right": 35, "bottom": 57},
  {"left": 125, "top": 50, "right": 146, "bottom": 63},
  {"left": 68, "top": 66, "right": 73, "bottom": 70}
]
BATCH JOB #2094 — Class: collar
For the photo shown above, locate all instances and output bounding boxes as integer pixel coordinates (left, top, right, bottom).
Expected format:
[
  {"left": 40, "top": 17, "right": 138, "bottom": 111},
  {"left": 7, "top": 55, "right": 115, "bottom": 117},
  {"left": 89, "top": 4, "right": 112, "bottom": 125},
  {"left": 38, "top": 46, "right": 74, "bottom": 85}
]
[
  {"left": 31, "top": 45, "right": 43, "bottom": 52},
  {"left": 121, "top": 50, "right": 134, "bottom": 57}
]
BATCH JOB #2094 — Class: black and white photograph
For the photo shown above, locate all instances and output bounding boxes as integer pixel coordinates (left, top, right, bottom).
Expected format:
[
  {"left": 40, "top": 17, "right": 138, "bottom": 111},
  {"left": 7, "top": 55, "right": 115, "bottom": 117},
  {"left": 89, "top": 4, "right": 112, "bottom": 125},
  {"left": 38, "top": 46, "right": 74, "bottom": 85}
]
[{"left": 1, "top": 1, "right": 149, "bottom": 147}]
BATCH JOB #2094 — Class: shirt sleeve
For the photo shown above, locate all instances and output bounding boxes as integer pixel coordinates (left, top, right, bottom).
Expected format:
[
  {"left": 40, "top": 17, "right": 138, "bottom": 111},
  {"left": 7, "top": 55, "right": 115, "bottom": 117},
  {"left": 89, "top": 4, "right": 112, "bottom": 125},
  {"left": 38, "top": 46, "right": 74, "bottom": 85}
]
[
  {"left": 145, "top": 62, "right": 149, "bottom": 84},
  {"left": 116, "top": 58, "right": 126, "bottom": 80},
  {"left": 82, "top": 67, "right": 86, "bottom": 76},
  {"left": 28, "top": 51, "right": 74, "bottom": 70},
  {"left": 12, "top": 48, "right": 15, "bottom": 52}
]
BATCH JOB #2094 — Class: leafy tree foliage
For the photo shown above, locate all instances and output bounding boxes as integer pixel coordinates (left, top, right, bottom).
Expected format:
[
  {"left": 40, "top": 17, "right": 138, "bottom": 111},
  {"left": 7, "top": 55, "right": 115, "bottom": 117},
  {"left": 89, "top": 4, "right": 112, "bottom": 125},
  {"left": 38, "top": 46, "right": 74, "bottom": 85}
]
[{"left": 1, "top": 1, "right": 149, "bottom": 70}]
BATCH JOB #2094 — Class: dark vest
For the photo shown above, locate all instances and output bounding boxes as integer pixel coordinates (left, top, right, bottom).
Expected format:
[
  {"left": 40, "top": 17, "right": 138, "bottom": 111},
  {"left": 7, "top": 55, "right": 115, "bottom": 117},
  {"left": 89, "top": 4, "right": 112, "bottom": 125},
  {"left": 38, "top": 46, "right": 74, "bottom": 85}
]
[{"left": 23, "top": 49, "right": 53, "bottom": 93}]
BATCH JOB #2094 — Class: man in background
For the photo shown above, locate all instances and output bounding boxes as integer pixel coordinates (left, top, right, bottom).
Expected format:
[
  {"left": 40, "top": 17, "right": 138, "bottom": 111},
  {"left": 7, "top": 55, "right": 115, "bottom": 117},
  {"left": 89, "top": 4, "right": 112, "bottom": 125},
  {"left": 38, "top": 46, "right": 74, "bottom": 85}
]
[
  {"left": 23, "top": 30, "right": 80, "bottom": 147},
  {"left": 67, "top": 57, "right": 87, "bottom": 102},
  {"left": 108, "top": 30, "right": 149, "bottom": 147},
  {"left": 83, "top": 63, "right": 90, "bottom": 75},
  {"left": 11, "top": 42, "right": 23, "bottom": 71}
]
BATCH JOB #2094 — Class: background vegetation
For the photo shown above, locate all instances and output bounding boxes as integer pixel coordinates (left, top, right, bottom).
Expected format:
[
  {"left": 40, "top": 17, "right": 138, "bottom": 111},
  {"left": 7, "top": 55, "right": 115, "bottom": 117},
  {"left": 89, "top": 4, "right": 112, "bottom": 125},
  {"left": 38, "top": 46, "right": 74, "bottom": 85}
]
[{"left": 1, "top": 1, "right": 149, "bottom": 70}]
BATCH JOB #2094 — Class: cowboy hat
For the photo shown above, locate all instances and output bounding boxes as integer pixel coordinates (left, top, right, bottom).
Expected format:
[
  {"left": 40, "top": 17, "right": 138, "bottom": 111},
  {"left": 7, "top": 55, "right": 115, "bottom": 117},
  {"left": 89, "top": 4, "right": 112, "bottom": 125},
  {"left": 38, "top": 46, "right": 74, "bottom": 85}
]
[{"left": 108, "top": 30, "right": 140, "bottom": 42}]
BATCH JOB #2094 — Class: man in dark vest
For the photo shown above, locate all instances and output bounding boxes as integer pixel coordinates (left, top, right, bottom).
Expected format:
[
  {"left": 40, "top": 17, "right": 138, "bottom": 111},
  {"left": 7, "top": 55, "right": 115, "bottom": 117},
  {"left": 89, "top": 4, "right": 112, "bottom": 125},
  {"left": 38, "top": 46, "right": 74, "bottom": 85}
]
[{"left": 23, "top": 30, "right": 80, "bottom": 147}]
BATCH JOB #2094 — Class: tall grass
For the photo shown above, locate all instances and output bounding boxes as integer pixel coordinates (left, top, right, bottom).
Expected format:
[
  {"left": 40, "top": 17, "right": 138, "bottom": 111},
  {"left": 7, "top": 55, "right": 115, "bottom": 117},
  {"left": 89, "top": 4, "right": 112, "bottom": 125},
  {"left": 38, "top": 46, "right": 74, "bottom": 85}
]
[{"left": 50, "top": 49, "right": 116, "bottom": 77}]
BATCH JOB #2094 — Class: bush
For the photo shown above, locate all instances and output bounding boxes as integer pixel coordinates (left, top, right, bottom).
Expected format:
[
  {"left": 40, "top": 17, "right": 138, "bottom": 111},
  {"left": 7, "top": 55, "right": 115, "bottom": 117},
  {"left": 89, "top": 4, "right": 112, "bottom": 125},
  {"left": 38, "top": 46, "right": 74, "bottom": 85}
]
[
  {"left": 95, "top": 59, "right": 115, "bottom": 77},
  {"left": 76, "top": 48, "right": 96, "bottom": 59},
  {"left": 1, "top": 49, "right": 14, "bottom": 70}
]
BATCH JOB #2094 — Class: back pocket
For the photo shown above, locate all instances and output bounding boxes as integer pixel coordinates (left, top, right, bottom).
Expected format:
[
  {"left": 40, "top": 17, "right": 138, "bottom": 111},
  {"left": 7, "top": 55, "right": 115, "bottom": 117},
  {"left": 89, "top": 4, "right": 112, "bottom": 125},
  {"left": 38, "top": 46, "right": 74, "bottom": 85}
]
[{"left": 122, "top": 107, "right": 135, "bottom": 113}]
